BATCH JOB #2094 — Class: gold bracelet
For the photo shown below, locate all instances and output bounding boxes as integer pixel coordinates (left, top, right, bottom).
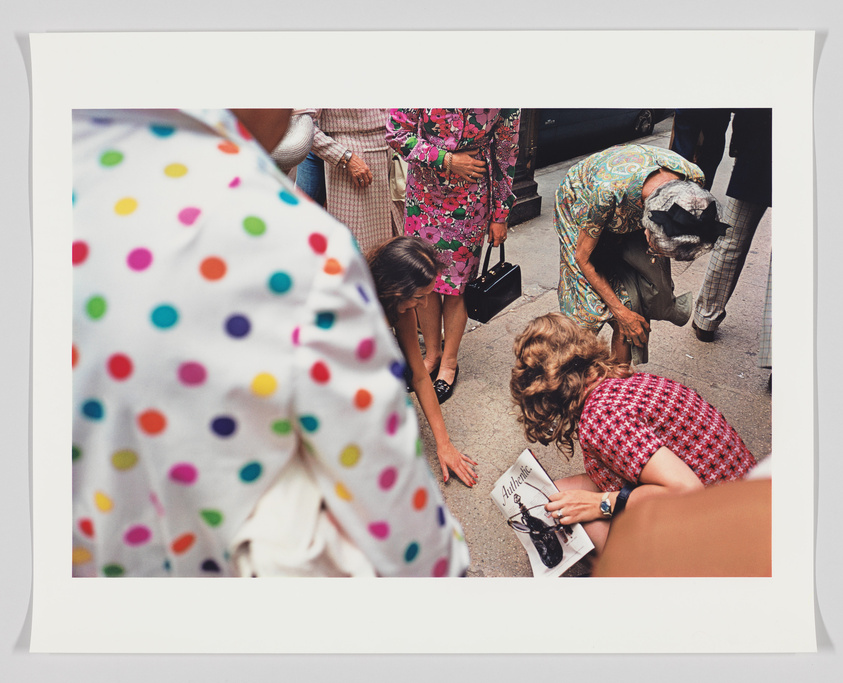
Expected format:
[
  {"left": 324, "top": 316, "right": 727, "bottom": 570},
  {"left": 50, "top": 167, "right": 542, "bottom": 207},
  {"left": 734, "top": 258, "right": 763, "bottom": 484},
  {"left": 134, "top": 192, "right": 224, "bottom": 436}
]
[{"left": 444, "top": 151, "right": 452, "bottom": 172}]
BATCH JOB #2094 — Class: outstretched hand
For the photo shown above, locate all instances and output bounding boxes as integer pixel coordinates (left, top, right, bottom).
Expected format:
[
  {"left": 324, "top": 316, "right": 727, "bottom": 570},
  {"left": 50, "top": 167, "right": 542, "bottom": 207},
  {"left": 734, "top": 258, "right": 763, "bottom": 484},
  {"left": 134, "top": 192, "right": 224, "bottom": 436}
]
[{"left": 437, "top": 442, "right": 478, "bottom": 488}]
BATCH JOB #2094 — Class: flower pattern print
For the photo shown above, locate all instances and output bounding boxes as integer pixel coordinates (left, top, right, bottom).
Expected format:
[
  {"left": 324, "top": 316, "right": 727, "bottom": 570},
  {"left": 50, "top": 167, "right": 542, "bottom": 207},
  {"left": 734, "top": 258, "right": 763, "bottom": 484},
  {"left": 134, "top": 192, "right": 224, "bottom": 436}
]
[
  {"left": 578, "top": 374, "right": 756, "bottom": 492},
  {"left": 386, "top": 109, "right": 521, "bottom": 295},
  {"left": 71, "top": 109, "right": 470, "bottom": 578},
  {"left": 554, "top": 145, "right": 704, "bottom": 330}
]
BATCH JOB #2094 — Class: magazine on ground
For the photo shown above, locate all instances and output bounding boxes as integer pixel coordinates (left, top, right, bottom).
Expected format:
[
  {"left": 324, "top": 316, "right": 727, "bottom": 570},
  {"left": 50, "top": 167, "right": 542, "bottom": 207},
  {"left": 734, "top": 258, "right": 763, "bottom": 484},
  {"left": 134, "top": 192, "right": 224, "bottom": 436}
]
[{"left": 490, "top": 449, "right": 595, "bottom": 577}]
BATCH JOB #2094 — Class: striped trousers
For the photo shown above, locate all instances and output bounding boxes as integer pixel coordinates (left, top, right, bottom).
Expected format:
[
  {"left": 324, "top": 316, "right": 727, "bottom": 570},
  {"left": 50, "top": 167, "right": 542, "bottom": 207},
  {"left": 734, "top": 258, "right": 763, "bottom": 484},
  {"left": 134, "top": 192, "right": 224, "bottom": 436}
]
[{"left": 693, "top": 197, "right": 769, "bottom": 332}]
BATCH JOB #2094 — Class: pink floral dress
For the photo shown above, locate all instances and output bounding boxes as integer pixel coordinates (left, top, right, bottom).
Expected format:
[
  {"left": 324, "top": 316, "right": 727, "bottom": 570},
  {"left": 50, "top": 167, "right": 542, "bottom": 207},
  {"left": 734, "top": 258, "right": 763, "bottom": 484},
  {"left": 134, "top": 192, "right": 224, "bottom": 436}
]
[{"left": 386, "top": 109, "right": 520, "bottom": 295}]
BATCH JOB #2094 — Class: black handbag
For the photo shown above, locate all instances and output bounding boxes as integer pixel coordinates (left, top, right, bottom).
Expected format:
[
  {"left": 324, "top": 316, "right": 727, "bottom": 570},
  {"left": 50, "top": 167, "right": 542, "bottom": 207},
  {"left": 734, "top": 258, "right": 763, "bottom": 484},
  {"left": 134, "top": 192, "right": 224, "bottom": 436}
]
[{"left": 464, "top": 242, "right": 522, "bottom": 323}]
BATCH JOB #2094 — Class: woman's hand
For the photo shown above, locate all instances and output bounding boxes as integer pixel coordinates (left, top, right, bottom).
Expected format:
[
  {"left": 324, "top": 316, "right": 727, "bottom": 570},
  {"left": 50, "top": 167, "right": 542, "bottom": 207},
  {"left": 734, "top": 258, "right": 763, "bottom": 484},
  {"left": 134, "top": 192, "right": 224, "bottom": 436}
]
[
  {"left": 437, "top": 441, "right": 478, "bottom": 488},
  {"left": 346, "top": 152, "right": 373, "bottom": 188},
  {"left": 489, "top": 222, "right": 508, "bottom": 247},
  {"left": 449, "top": 149, "right": 486, "bottom": 182},
  {"left": 545, "top": 489, "right": 604, "bottom": 525},
  {"left": 612, "top": 305, "right": 650, "bottom": 348}
]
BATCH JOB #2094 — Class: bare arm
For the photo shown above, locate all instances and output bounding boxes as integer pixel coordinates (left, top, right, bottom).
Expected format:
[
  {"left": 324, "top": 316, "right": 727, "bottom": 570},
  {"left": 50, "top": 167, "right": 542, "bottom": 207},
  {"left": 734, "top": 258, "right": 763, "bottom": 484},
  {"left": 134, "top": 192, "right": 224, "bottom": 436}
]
[
  {"left": 574, "top": 230, "right": 650, "bottom": 347},
  {"left": 394, "top": 311, "right": 478, "bottom": 487},
  {"left": 546, "top": 446, "right": 703, "bottom": 524}
]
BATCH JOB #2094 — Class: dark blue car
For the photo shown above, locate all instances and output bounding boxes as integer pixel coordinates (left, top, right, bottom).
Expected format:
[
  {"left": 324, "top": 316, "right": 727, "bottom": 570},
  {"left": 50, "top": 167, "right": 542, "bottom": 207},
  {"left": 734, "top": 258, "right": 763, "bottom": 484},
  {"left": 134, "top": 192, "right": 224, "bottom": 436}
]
[{"left": 537, "top": 109, "right": 673, "bottom": 167}]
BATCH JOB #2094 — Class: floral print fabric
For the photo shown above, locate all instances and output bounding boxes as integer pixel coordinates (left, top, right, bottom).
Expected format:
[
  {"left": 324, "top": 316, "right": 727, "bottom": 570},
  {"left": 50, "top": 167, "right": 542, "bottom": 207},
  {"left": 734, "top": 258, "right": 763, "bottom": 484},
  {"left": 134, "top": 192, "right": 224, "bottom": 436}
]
[
  {"left": 386, "top": 109, "right": 520, "bottom": 295},
  {"left": 554, "top": 144, "right": 703, "bottom": 329},
  {"left": 71, "top": 109, "right": 470, "bottom": 578}
]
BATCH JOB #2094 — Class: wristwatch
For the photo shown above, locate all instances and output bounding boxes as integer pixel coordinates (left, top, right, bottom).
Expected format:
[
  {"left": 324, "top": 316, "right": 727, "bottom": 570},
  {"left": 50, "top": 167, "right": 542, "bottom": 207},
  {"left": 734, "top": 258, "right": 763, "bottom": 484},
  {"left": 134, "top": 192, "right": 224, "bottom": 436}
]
[
  {"left": 339, "top": 149, "right": 353, "bottom": 169},
  {"left": 599, "top": 492, "right": 612, "bottom": 518}
]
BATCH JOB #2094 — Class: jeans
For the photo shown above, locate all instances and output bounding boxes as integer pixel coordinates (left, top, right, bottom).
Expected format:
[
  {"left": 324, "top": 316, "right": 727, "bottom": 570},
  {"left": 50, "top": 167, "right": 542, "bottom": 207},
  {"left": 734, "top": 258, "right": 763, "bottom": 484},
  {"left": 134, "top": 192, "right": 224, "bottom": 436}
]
[{"left": 296, "top": 151, "right": 326, "bottom": 205}]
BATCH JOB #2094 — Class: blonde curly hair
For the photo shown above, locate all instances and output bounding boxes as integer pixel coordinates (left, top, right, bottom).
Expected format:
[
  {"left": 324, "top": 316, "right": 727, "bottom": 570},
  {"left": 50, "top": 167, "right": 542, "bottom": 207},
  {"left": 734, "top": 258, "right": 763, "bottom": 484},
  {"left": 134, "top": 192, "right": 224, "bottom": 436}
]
[{"left": 510, "top": 312, "right": 633, "bottom": 457}]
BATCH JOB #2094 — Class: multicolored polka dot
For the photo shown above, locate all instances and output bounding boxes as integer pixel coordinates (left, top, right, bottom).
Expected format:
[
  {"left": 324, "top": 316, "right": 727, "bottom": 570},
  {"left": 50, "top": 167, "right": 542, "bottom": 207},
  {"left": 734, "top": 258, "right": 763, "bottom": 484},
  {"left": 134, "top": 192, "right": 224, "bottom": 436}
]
[
  {"left": 72, "top": 345, "right": 79, "bottom": 368},
  {"left": 357, "top": 285, "right": 370, "bottom": 303},
  {"left": 102, "top": 563, "right": 125, "bottom": 577},
  {"left": 368, "top": 521, "right": 390, "bottom": 540},
  {"left": 86, "top": 295, "right": 107, "bottom": 320},
  {"left": 114, "top": 197, "right": 138, "bottom": 216},
  {"left": 127, "top": 247, "right": 153, "bottom": 271},
  {"left": 150, "top": 304, "right": 178, "bottom": 329},
  {"left": 243, "top": 216, "right": 266, "bottom": 236},
  {"left": 437, "top": 506, "right": 446, "bottom": 527},
  {"left": 278, "top": 188, "right": 299, "bottom": 205},
  {"left": 356, "top": 338, "right": 375, "bottom": 360},
  {"left": 178, "top": 207, "right": 201, "bottom": 225},
  {"left": 404, "top": 542, "right": 420, "bottom": 563},
  {"left": 386, "top": 412, "right": 400, "bottom": 436},
  {"left": 251, "top": 372, "right": 277, "bottom": 397},
  {"left": 78, "top": 518, "right": 95, "bottom": 538},
  {"left": 310, "top": 361, "right": 330, "bottom": 383},
  {"left": 171, "top": 533, "right": 196, "bottom": 555},
  {"left": 353, "top": 388, "right": 372, "bottom": 410},
  {"left": 413, "top": 488, "right": 428, "bottom": 510},
  {"left": 94, "top": 491, "right": 113, "bottom": 512},
  {"left": 271, "top": 419, "right": 292, "bottom": 436},
  {"left": 201, "top": 559, "right": 222, "bottom": 572},
  {"left": 299, "top": 415, "right": 319, "bottom": 432},
  {"left": 225, "top": 314, "right": 251, "bottom": 338},
  {"left": 111, "top": 449, "right": 138, "bottom": 471},
  {"left": 169, "top": 463, "right": 198, "bottom": 485},
  {"left": 150, "top": 124, "right": 175, "bottom": 137},
  {"left": 315, "top": 312, "right": 335, "bottom": 329},
  {"left": 335, "top": 482, "right": 352, "bottom": 501},
  {"left": 178, "top": 362, "right": 207, "bottom": 386},
  {"left": 107, "top": 353, "right": 133, "bottom": 380},
  {"left": 72, "top": 547, "right": 93, "bottom": 565},
  {"left": 164, "top": 163, "right": 188, "bottom": 178},
  {"left": 82, "top": 399, "right": 104, "bottom": 420},
  {"left": 100, "top": 150, "right": 124, "bottom": 167},
  {"left": 72, "top": 444, "right": 81, "bottom": 461},
  {"left": 324, "top": 258, "right": 343, "bottom": 275},
  {"left": 200, "top": 509, "right": 223, "bottom": 527},
  {"left": 340, "top": 445, "right": 361, "bottom": 467},
  {"left": 210, "top": 416, "right": 237, "bottom": 437},
  {"left": 228, "top": 177, "right": 241, "bottom": 188},
  {"left": 138, "top": 409, "right": 167, "bottom": 435},
  {"left": 390, "top": 361, "right": 406, "bottom": 380},
  {"left": 308, "top": 233, "right": 327, "bottom": 254},
  {"left": 72, "top": 241, "right": 89, "bottom": 265},
  {"left": 291, "top": 327, "right": 301, "bottom": 345},
  {"left": 268, "top": 271, "right": 292, "bottom": 294},
  {"left": 217, "top": 140, "right": 239, "bottom": 155},
  {"left": 378, "top": 467, "right": 397, "bottom": 491},
  {"left": 200, "top": 256, "right": 227, "bottom": 281},
  {"left": 149, "top": 492, "right": 166, "bottom": 516},
  {"left": 432, "top": 558, "right": 449, "bottom": 577},
  {"left": 124, "top": 525, "right": 152, "bottom": 546},
  {"left": 239, "top": 461, "right": 263, "bottom": 483}
]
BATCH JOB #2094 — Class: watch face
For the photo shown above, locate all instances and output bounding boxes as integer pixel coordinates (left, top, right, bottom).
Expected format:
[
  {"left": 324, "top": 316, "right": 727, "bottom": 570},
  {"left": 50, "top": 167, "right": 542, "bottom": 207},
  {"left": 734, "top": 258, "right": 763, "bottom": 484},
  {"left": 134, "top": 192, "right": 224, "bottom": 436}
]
[{"left": 600, "top": 499, "right": 612, "bottom": 516}]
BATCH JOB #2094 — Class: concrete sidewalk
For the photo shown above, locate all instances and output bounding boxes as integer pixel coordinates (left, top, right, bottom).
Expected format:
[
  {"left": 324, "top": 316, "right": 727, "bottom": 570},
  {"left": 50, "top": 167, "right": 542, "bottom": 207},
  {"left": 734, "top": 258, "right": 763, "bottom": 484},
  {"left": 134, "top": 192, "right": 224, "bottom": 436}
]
[{"left": 413, "top": 117, "right": 772, "bottom": 577}]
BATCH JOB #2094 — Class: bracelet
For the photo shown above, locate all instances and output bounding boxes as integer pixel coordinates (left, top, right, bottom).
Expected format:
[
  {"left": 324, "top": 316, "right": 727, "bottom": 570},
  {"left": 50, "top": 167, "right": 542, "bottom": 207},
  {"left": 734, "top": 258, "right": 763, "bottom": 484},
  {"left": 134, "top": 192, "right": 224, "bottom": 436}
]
[
  {"left": 339, "top": 149, "right": 353, "bottom": 170},
  {"left": 444, "top": 151, "right": 452, "bottom": 172},
  {"left": 614, "top": 483, "right": 635, "bottom": 516}
]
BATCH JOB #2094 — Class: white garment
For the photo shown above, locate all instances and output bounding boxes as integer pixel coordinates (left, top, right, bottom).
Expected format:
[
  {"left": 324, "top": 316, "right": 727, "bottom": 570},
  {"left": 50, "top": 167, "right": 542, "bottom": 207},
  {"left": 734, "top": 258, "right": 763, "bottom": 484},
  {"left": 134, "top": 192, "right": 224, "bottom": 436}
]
[{"left": 72, "top": 109, "right": 469, "bottom": 578}]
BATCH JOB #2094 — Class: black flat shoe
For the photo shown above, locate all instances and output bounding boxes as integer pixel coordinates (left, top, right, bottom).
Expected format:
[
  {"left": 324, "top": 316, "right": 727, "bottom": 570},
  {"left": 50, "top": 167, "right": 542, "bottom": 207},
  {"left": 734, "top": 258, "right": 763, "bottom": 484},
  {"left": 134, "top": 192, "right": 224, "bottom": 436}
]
[
  {"left": 428, "top": 360, "right": 441, "bottom": 382},
  {"left": 692, "top": 321, "right": 715, "bottom": 343},
  {"left": 433, "top": 366, "right": 459, "bottom": 404}
]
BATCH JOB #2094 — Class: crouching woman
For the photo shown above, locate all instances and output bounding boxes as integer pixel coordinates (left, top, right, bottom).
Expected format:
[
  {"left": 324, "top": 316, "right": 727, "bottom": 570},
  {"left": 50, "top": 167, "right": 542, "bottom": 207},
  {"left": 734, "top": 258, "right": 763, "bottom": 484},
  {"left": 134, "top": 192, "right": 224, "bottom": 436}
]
[{"left": 509, "top": 312, "right": 757, "bottom": 555}]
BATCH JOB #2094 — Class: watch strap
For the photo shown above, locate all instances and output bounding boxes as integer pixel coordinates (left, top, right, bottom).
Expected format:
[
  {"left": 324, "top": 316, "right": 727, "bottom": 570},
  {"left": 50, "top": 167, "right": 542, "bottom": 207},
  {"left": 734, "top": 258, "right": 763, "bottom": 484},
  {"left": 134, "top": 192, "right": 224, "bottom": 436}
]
[{"left": 614, "top": 483, "right": 635, "bottom": 516}]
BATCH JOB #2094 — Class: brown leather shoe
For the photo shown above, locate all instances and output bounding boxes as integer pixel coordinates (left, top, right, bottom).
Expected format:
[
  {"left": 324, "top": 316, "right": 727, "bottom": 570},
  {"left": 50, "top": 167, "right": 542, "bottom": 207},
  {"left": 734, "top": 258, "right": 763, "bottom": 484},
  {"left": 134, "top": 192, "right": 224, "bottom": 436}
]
[{"left": 692, "top": 321, "right": 715, "bottom": 342}]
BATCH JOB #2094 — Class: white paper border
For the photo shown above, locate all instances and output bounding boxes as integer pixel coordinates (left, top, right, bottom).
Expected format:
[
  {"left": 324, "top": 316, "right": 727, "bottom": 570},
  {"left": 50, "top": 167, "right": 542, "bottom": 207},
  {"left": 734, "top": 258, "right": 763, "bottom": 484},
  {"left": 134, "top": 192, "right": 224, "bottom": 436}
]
[{"left": 29, "top": 30, "right": 816, "bottom": 653}]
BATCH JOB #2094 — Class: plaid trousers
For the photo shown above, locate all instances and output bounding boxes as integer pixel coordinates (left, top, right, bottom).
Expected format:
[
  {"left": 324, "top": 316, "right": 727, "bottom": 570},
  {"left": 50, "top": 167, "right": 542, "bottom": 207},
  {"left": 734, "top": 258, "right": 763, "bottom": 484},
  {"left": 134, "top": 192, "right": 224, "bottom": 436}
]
[{"left": 694, "top": 197, "right": 769, "bottom": 331}]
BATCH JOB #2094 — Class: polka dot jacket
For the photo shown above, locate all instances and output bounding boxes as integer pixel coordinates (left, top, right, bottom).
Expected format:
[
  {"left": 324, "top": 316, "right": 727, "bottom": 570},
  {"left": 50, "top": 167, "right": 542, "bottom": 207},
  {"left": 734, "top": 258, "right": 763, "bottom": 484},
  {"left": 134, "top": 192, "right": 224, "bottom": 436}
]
[{"left": 71, "top": 109, "right": 470, "bottom": 578}]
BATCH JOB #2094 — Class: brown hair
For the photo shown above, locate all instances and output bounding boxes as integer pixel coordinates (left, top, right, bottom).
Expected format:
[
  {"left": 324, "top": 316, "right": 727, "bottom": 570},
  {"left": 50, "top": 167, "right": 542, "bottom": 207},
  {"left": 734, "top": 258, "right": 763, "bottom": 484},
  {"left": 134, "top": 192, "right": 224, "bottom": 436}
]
[
  {"left": 366, "top": 236, "right": 444, "bottom": 325},
  {"left": 510, "top": 312, "right": 633, "bottom": 457}
]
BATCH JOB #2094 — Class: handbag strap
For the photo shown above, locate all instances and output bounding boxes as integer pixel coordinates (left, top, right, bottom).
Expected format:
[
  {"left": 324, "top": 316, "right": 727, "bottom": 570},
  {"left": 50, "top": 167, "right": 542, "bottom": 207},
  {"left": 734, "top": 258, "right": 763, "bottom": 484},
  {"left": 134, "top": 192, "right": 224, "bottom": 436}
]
[{"left": 480, "top": 242, "right": 506, "bottom": 277}]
